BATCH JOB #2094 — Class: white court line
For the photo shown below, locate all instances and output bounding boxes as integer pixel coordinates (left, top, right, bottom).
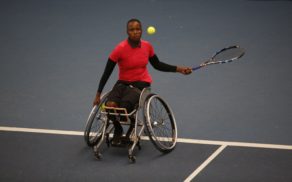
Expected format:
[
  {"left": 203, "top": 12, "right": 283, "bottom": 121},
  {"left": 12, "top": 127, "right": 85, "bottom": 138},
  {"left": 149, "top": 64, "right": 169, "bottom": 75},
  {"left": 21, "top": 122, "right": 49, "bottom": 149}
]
[
  {"left": 0, "top": 126, "right": 83, "bottom": 136},
  {"left": 184, "top": 145, "right": 227, "bottom": 182},
  {"left": 176, "top": 138, "right": 292, "bottom": 150},
  {"left": 1, "top": 126, "right": 292, "bottom": 150}
]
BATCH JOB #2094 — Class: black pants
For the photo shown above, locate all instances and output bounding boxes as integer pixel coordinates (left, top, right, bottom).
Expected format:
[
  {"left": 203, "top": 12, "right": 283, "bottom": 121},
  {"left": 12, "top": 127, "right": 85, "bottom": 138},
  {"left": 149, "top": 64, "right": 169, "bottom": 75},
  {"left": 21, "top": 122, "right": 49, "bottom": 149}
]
[{"left": 106, "top": 80, "right": 150, "bottom": 112}]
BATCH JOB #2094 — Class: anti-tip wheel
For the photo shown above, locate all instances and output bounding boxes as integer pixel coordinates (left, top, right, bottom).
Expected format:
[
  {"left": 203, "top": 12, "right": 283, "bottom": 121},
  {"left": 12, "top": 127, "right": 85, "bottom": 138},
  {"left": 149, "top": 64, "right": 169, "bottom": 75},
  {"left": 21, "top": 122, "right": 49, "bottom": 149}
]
[
  {"left": 94, "top": 151, "right": 102, "bottom": 160},
  {"left": 128, "top": 155, "right": 136, "bottom": 163}
]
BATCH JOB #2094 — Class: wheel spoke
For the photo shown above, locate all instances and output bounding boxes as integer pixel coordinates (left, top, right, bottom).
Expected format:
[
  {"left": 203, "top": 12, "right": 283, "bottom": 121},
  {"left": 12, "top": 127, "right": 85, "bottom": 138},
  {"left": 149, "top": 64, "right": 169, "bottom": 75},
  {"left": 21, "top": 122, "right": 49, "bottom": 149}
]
[
  {"left": 145, "top": 95, "right": 177, "bottom": 152},
  {"left": 84, "top": 93, "right": 109, "bottom": 146}
]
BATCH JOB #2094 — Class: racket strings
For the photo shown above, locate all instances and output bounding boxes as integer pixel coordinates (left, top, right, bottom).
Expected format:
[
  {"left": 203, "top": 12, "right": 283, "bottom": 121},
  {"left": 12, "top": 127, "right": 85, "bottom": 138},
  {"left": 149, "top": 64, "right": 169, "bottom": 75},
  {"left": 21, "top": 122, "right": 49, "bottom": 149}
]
[
  {"left": 192, "top": 45, "right": 245, "bottom": 70},
  {"left": 213, "top": 47, "right": 245, "bottom": 63}
]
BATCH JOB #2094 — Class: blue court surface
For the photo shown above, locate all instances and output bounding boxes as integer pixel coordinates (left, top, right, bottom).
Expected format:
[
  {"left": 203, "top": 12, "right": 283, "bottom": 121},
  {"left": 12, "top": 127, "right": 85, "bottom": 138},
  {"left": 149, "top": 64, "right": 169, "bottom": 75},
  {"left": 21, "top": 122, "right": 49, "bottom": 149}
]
[{"left": 1, "top": 0, "right": 292, "bottom": 181}]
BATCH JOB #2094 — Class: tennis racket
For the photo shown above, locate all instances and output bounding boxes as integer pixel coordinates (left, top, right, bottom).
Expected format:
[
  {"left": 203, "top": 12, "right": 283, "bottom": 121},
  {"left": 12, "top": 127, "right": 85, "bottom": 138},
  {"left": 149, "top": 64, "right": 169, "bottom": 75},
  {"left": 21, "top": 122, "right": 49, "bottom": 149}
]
[{"left": 192, "top": 45, "right": 245, "bottom": 71}]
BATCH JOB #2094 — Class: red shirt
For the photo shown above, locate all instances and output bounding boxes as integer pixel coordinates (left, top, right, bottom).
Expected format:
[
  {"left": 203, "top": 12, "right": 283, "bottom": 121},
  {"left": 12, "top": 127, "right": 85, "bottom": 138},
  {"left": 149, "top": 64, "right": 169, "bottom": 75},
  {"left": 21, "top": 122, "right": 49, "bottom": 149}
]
[{"left": 109, "top": 39, "right": 155, "bottom": 83}]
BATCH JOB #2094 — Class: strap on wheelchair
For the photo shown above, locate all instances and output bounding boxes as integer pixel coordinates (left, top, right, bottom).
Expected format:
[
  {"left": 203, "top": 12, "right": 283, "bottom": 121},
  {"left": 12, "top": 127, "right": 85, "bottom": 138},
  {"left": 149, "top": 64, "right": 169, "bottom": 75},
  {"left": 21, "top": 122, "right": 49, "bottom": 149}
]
[{"left": 101, "top": 106, "right": 136, "bottom": 116}]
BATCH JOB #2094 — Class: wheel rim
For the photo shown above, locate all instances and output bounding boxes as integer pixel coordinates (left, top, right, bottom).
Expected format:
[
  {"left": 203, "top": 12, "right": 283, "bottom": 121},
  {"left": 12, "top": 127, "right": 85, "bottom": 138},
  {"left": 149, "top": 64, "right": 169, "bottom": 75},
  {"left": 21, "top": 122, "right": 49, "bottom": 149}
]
[
  {"left": 146, "top": 95, "right": 177, "bottom": 150},
  {"left": 84, "top": 93, "right": 109, "bottom": 146},
  {"left": 88, "top": 113, "right": 106, "bottom": 143}
]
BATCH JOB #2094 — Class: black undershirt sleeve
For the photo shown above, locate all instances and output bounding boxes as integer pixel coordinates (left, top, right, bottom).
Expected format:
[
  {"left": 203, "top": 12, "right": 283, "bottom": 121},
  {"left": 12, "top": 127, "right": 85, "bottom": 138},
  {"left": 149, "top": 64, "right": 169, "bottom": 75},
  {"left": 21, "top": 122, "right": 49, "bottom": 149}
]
[
  {"left": 97, "top": 58, "right": 116, "bottom": 93},
  {"left": 149, "top": 54, "right": 177, "bottom": 72}
]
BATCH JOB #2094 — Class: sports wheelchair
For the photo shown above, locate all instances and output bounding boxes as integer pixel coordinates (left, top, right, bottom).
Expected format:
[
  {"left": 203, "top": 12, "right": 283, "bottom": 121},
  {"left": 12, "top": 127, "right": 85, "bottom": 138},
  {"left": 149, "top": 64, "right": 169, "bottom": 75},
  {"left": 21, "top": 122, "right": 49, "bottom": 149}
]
[{"left": 84, "top": 88, "right": 177, "bottom": 163}]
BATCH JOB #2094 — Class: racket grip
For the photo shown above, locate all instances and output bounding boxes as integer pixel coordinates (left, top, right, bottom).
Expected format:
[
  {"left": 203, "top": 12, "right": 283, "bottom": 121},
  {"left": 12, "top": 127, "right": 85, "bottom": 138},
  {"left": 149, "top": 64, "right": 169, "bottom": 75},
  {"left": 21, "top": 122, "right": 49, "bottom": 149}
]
[{"left": 192, "top": 66, "right": 202, "bottom": 71}]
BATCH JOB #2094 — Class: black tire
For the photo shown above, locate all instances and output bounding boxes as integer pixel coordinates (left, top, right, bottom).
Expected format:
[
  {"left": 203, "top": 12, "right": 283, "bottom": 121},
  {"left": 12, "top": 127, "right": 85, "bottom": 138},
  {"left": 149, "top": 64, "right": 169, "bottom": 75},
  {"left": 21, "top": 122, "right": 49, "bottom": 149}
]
[
  {"left": 144, "top": 94, "right": 177, "bottom": 153},
  {"left": 84, "top": 93, "right": 108, "bottom": 146}
]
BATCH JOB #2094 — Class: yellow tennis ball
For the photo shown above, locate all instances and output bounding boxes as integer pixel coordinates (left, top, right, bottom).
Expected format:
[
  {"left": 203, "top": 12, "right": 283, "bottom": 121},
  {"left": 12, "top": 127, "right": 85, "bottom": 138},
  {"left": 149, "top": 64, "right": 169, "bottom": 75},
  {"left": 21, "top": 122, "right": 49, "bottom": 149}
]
[{"left": 147, "top": 26, "right": 156, "bottom": 35}]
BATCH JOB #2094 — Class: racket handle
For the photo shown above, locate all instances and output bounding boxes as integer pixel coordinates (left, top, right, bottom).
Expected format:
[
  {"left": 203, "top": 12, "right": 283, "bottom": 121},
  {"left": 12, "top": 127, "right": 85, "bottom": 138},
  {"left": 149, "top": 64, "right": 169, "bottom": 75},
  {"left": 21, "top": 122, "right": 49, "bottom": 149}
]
[{"left": 192, "top": 66, "right": 202, "bottom": 71}]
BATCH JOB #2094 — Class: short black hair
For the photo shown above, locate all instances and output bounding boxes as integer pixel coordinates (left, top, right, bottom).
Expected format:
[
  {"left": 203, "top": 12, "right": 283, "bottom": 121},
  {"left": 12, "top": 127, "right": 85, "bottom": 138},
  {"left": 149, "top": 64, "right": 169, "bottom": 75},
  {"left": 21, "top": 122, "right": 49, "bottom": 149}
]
[{"left": 127, "top": 18, "right": 141, "bottom": 27}]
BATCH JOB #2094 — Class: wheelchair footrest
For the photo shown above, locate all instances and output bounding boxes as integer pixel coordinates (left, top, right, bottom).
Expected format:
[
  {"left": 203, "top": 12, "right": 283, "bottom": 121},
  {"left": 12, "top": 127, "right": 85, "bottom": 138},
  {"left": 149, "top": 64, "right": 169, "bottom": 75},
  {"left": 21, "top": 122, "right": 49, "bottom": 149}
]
[{"left": 111, "top": 136, "right": 133, "bottom": 147}]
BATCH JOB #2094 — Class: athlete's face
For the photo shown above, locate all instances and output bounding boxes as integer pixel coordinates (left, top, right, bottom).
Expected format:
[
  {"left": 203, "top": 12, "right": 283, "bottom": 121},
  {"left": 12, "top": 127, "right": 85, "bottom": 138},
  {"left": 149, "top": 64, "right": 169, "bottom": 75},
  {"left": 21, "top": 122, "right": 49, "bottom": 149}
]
[{"left": 127, "top": 21, "right": 142, "bottom": 42}]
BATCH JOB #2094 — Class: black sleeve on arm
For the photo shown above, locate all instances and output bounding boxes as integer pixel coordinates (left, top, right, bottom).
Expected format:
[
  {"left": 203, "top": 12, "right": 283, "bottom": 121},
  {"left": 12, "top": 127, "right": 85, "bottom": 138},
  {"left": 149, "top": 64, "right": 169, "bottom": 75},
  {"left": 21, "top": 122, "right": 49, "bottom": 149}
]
[
  {"left": 97, "top": 58, "right": 116, "bottom": 93},
  {"left": 149, "top": 54, "right": 177, "bottom": 72}
]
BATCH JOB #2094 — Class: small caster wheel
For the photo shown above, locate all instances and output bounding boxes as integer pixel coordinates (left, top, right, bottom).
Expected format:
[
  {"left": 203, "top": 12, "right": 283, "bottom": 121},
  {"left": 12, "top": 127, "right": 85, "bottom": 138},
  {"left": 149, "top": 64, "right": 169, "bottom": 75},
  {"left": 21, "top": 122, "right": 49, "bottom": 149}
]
[
  {"left": 128, "top": 155, "right": 136, "bottom": 163},
  {"left": 94, "top": 151, "right": 102, "bottom": 160}
]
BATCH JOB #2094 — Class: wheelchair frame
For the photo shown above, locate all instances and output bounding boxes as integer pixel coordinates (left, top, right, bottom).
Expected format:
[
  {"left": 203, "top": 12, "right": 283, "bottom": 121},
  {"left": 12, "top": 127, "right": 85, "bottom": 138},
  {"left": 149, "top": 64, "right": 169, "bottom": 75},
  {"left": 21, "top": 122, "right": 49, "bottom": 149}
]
[{"left": 84, "top": 87, "right": 177, "bottom": 163}]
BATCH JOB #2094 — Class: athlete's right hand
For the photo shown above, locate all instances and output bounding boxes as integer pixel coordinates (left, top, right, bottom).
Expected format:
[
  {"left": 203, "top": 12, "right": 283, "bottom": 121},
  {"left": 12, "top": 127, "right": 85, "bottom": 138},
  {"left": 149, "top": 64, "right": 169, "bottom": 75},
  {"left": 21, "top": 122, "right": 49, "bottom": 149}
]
[
  {"left": 176, "top": 66, "right": 192, "bottom": 75},
  {"left": 93, "top": 92, "right": 101, "bottom": 106}
]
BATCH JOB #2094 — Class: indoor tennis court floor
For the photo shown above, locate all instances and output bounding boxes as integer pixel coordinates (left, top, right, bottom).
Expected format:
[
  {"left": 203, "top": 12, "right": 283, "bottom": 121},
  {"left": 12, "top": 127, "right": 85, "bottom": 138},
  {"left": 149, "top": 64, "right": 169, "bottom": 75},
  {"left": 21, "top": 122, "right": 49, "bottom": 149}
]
[
  {"left": 1, "top": 0, "right": 292, "bottom": 181},
  {"left": 1, "top": 126, "right": 292, "bottom": 181}
]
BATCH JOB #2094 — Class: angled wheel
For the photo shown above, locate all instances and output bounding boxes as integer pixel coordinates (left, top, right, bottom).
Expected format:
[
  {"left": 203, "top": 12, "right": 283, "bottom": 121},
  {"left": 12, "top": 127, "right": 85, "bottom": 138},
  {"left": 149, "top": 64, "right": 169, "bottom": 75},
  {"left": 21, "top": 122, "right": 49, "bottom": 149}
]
[
  {"left": 84, "top": 93, "right": 109, "bottom": 147},
  {"left": 128, "top": 155, "right": 136, "bottom": 163},
  {"left": 144, "top": 94, "right": 177, "bottom": 153}
]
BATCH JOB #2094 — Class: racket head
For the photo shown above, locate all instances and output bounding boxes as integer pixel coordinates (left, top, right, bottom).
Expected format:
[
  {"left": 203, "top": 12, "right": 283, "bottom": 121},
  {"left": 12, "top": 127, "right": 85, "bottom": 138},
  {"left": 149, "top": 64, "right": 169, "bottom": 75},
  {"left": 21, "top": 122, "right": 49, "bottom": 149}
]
[
  {"left": 211, "top": 45, "right": 245, "bottom": 64},
  {"left": 192, "top": 45, "right": 245, "bottom": 70}
]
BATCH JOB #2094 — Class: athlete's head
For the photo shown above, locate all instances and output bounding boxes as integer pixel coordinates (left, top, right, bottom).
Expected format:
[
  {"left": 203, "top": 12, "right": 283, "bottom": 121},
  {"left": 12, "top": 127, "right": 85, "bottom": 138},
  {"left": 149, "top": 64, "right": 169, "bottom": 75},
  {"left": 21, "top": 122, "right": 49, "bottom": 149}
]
[{"left": 127, "top": 19, "right": 142, "bottom": 42}]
